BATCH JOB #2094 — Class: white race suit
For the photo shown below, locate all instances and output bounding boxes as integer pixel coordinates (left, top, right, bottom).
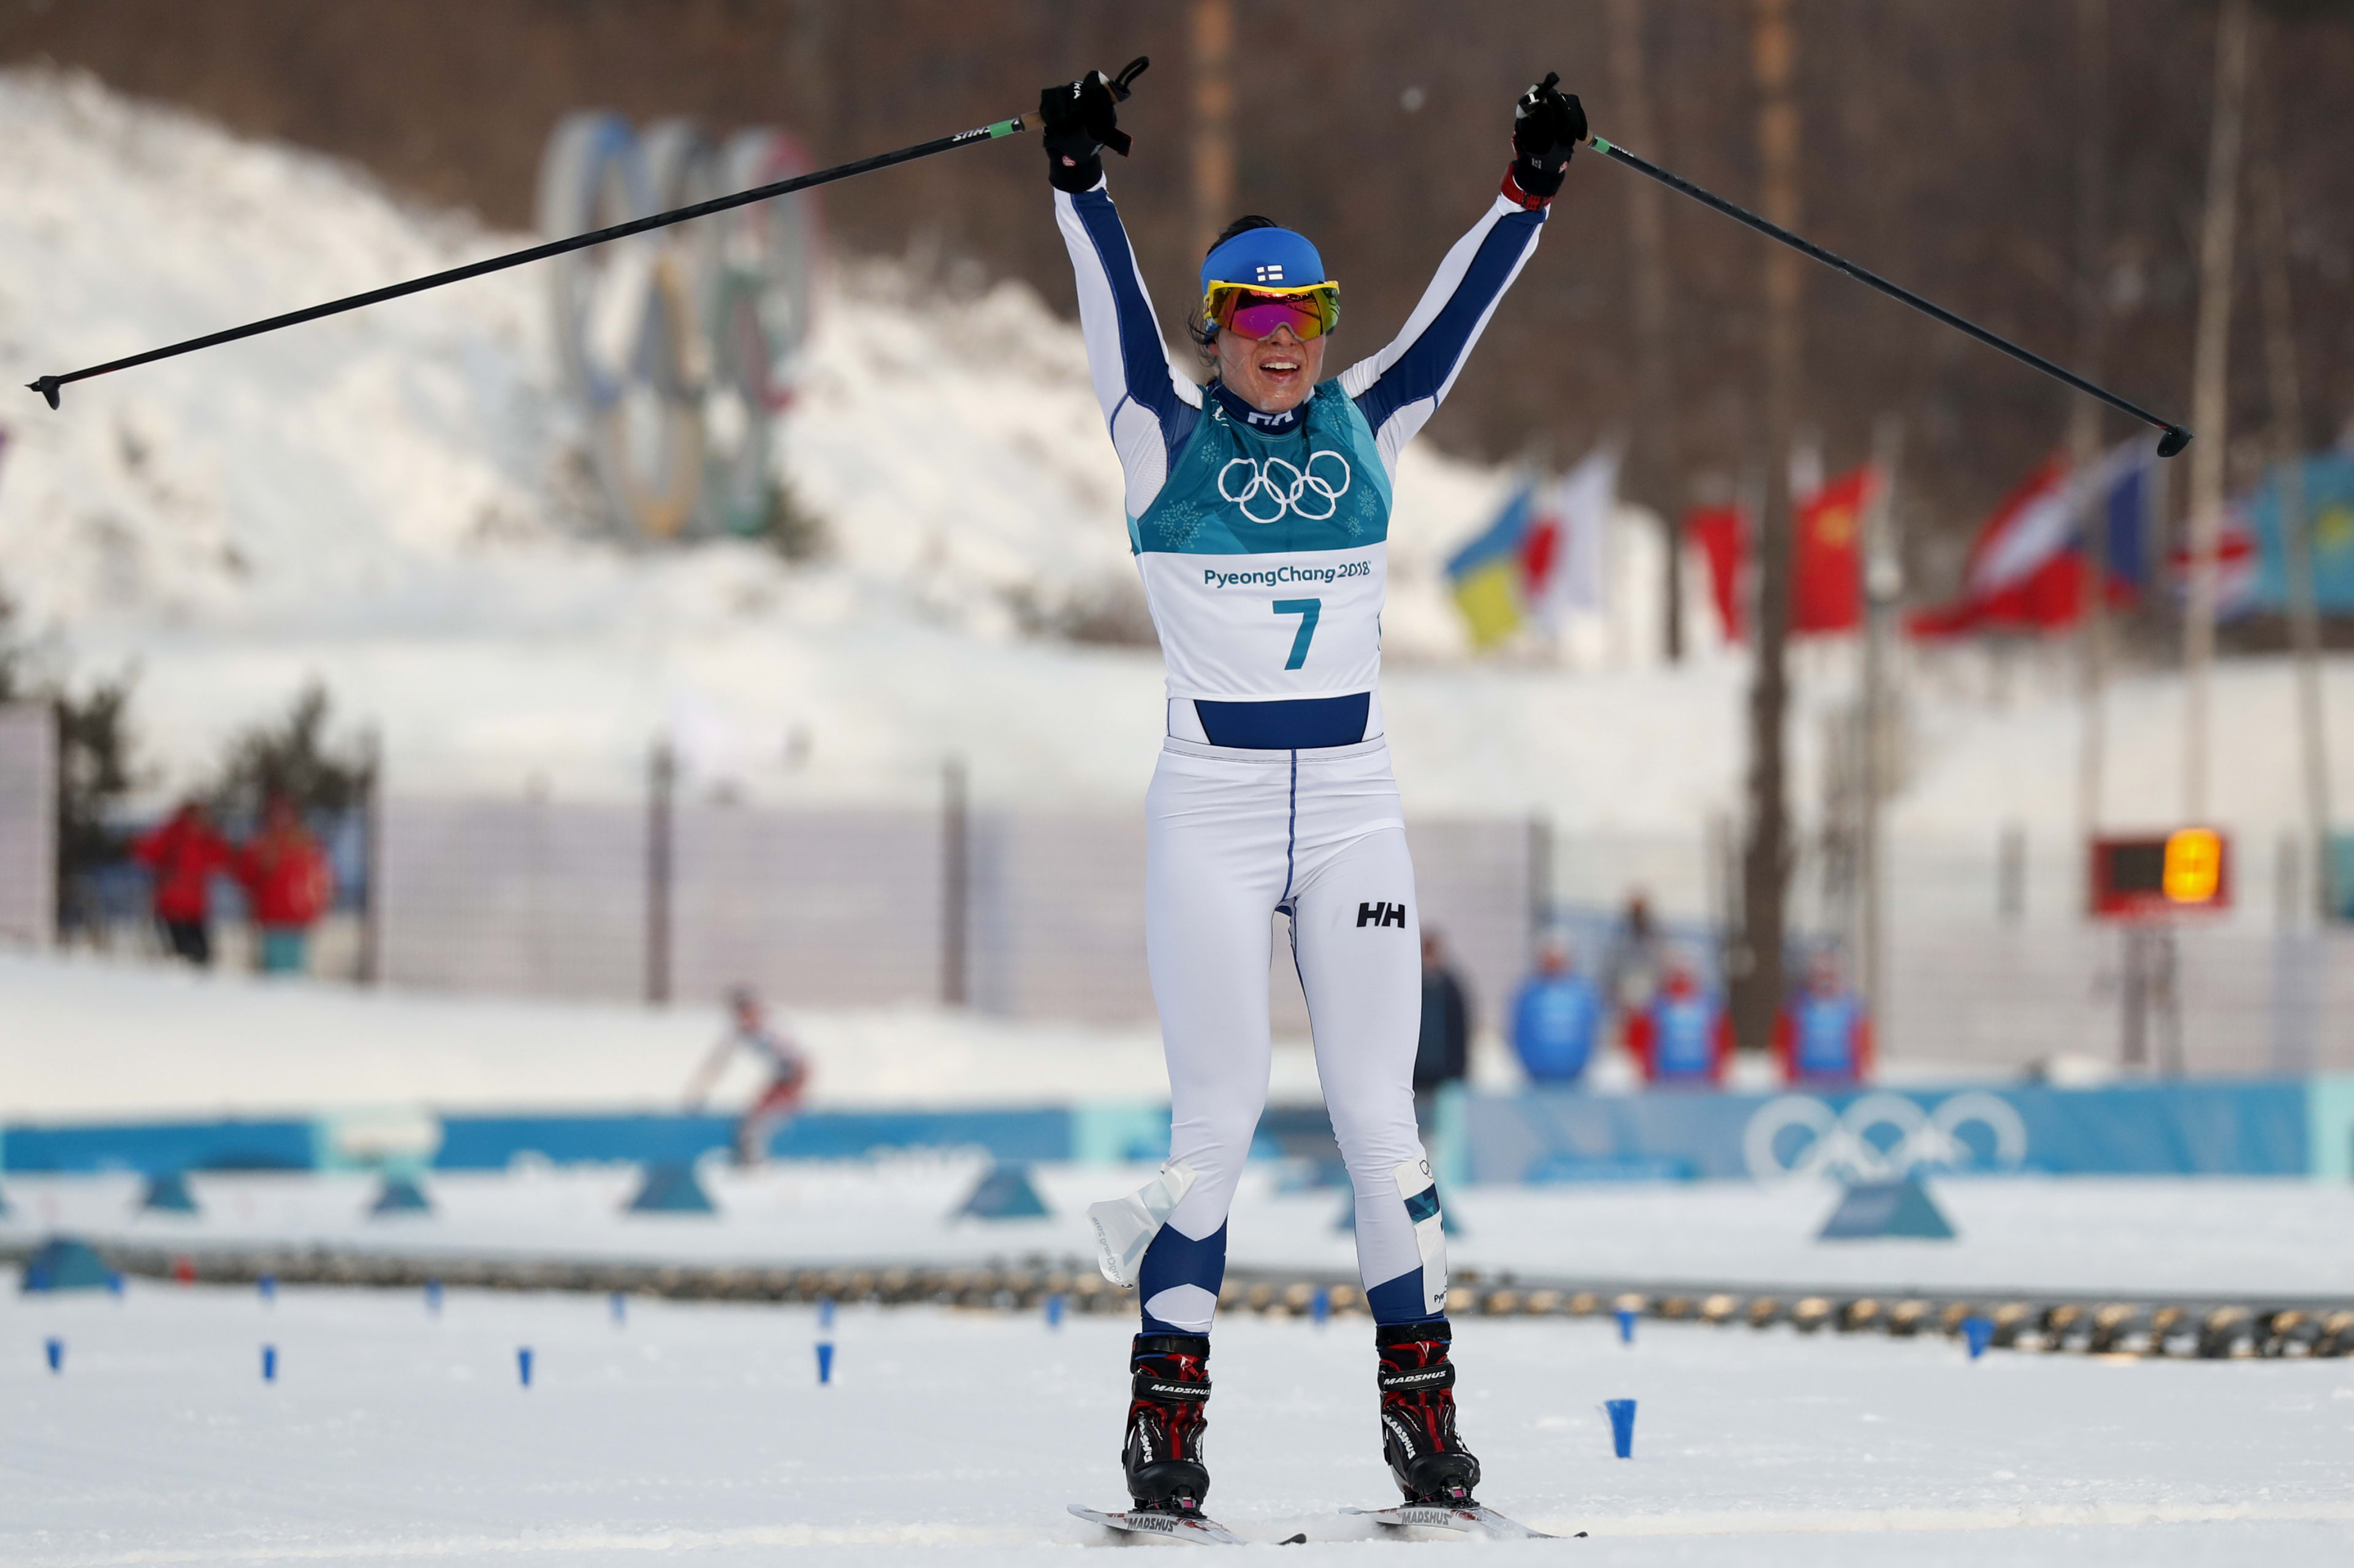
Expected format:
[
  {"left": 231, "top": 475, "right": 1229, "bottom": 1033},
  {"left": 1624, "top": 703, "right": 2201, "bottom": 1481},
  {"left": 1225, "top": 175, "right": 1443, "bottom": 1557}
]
[{"left": 1054, "top": 174, "right": 1546, "bottom": 1333}]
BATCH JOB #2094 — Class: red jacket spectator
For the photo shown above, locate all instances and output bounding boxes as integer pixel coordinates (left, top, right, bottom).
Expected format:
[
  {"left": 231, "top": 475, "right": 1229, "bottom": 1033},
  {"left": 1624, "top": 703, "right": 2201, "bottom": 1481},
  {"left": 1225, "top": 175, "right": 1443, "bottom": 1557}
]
[
  {"left": 131, "top": 804, "right": 232, "bottom": 923},
  {"left": 238, "top": 801, "right": 334, "bottom": 929},
  {"left": 1624, "top": 966, "right": 1734, "bottom": 1087}
]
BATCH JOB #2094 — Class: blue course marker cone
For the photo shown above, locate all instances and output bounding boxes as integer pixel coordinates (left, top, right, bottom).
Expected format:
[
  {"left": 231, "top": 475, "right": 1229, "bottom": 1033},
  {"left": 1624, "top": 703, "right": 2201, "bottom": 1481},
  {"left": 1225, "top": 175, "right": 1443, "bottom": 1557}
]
[
  {"left": 369, "top": 1173, "right": 433, "bottom": 1216},
  {"left": 953, "top": 1162, "right": 1051, "bottom": 1220},
  {"left": 425, "top": 1279, "right": 444, "bottom": 1315},
  {"left": 258, "top": 1274, "right": 277, "bottom": 1303},
  {"left": 817, "top": 1296, "right": 836, "bottom": 1331},
  {"left": 817, "top": 1341, "right": 834, "bottom": 1385},
  {"left": 610, "top": 1291, "right": 627, "bottom": 1326},
  {"left": 1312, "top": 1287, "right": 1331, "bottom": 1328},
  {"left": 44, "top": 1338, "right": 63, "bottom": 1373},
  {"left": 1615, "top": 1308, "right": 1638, "bottom": 1345},
  {"left": 517, "top": 1347, "right": 534, "bottom": 1388},
  {"left": 106, "top": 1272, "right": 125, "bottom": 1298},
  {"left": 1817, "top": 1173, "right": 1957, "bottom": 1241},
  {"left": 21, "top": 1236, "right": 113, "bottom": 1293},
  {"left": 140, "top": 1170, "right": 199, "bottom": 1215},
  {"left": 1605, "top": 1398, "right": 1637, "bottom": 1458},
  {"left": 625, "top": 1162, "right": 716, "bottom": 1214},
  {"left": 1963, "top": 1315, "right": 1995, "bottom": 1360},
  {"left": 1045, "top": 1292, "right": 1066, "bottom": 1330},
  {"left": 262, "top": 1345, "right": 278, "bottom": 1382}
]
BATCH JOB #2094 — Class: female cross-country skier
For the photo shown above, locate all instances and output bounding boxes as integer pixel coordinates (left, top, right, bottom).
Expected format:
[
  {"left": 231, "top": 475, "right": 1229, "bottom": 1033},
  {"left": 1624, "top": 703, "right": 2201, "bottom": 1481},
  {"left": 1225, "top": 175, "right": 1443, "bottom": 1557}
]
[{"left": 1038, "top": 66, "right": 1585, "bottom": 1520}]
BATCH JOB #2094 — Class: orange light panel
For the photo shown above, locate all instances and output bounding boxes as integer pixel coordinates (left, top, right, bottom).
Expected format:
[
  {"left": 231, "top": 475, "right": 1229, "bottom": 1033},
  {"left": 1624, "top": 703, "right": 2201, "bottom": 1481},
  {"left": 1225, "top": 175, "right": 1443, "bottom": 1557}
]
[{"left": 2162, "top": 828, "right": 2223, "bottom": 904}]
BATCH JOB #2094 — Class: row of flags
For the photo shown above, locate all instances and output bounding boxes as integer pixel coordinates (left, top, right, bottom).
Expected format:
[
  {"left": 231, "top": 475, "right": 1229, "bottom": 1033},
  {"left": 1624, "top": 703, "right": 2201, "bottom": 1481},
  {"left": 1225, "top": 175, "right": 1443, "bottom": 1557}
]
[
  {"left": 1445, "top": 440, "right": 2354, "bottom": 650},
  {"left": 1908, "top": 444, "right": 2354, "bottom": 634}
]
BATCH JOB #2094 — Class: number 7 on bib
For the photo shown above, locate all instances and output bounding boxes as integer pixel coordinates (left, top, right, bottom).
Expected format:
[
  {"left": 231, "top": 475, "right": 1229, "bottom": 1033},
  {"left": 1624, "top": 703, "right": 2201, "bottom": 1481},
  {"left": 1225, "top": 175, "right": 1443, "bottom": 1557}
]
[{"left": 1273, "top": 598, "right": 1321, "bottom": 670}]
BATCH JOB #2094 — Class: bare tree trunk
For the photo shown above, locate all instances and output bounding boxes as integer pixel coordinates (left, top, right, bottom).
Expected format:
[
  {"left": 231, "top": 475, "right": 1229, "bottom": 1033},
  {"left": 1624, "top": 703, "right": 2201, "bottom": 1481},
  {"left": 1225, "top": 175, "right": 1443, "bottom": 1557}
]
[
  {"left": 2184, "top": 0, "right": 2252, "bottom": 823},
  {"left": 1609, "top": 0, "right": 1685, "bottom": 663},
  {"left": 1735, "top": 0, "right": 1802, "bottom": 1056},
  {"left": 2248, "top": 18, "right": 2330, "bottom": 922},
  {"left": 2071, "top": 0, "right": 2111, "bottom": 848},
  {"left": 1190, "top": 0, "right": 1235, "bottom": 265}
]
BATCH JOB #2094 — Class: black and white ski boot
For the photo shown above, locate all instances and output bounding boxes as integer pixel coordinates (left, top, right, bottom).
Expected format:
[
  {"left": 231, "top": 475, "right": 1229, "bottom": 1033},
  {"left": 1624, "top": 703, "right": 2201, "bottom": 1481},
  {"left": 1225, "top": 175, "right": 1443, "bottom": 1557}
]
[
  {"left": 1376, "top": 1318, "right": 1482, "bottom": 1505},
  {"left": 1123, "top": 1332, "right": 1213, "bottom": 1517}
]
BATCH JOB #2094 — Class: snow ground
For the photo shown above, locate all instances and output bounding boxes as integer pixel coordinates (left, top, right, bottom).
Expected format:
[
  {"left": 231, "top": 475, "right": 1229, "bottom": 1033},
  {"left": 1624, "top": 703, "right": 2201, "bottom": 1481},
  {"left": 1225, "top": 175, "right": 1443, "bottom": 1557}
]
[
  {"left": 0, "top": 69, "right": 2340, "bottom": 842},
  {"left": 8, "top": 1163, "right": 2352, "bottom": 1303},
  {"left": 4, "top": 1278, "right": 2350, "bottom": 1566},
  {"left": 0, "top": 948, "right": 1222, "bottom": 1120}
]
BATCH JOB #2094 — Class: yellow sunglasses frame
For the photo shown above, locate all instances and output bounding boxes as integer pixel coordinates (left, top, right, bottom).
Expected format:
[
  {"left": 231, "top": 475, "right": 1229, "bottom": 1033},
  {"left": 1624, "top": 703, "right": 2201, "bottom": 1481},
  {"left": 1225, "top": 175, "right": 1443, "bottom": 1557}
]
[{"left": 1201, "top": 279, "right": 1343, "bottom": 339}]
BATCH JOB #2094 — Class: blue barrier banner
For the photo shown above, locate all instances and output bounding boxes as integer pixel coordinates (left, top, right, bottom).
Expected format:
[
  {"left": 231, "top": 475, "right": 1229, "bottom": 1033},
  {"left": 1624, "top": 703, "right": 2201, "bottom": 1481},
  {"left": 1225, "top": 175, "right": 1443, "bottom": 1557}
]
[
  {"left": 6, "top": 1082, "right": 2325, "bottom": 1181},
  {"left": 2, "top": 1109, "right": 1078, "bottom": 1174},
  {"left": 434, "top": 1109, "right": 1075, "bottom": 1170},
  {"left": 2, "top": 1119, "right": 317, "bottom": 1174},
  {"left": 1457, "top": 1081, "right": 2314, "bottom": 1184}
]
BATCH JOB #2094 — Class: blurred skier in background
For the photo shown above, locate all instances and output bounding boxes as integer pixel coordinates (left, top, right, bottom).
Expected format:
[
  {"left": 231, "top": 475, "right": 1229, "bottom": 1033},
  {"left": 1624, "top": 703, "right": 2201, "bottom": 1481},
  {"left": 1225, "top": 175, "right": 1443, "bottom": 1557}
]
[
  {"left": 1625, "top": 950, "right": 1732, "bottom": 1087},
  {"left": 684, "top": 986, "right": 810, "bottom": 1165},
  {"left": 1044, "top": 61, "right": 1582, "bottom": 1521},
  {"left": 1509, "top": 937, "right": 1602, "bottom": 1084},
  {"left": 131, "top": 797, "right": 231, "bottom": 965},
  {"left": 235, "top": 794, "right": 333, "bottom": 975}
]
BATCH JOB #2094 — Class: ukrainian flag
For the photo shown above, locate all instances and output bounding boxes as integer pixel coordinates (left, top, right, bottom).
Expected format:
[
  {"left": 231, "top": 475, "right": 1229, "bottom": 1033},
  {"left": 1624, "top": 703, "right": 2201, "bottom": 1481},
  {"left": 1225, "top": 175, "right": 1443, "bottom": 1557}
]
[{"left": 1446, "top": 487, "right": 1532, "bottom": 650}]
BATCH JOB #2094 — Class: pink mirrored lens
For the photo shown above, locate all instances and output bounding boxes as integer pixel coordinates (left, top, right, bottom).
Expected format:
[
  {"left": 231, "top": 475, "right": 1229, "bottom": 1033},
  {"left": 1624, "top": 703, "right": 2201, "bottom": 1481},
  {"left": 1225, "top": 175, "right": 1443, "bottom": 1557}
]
[{"left": 1221, "top": 296, "right": 1325, "bottom": 340}]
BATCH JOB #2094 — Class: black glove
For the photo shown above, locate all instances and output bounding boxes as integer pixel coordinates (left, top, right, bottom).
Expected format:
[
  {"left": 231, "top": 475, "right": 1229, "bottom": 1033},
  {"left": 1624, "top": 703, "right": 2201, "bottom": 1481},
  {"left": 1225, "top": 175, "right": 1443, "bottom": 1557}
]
[
  {"left": 1509, "top": 72, "right": 1586, "bottom": 202},
  {"left": 1039, "top": 67, "right": 1133, "bottom": 194}
]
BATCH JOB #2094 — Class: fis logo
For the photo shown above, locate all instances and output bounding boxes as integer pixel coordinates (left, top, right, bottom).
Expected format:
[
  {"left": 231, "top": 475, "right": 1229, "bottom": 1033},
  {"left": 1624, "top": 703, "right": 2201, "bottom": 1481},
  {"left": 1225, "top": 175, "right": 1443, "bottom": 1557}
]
[{"left": 1356, "top": 900, "right": 1408, "bottom": 929}]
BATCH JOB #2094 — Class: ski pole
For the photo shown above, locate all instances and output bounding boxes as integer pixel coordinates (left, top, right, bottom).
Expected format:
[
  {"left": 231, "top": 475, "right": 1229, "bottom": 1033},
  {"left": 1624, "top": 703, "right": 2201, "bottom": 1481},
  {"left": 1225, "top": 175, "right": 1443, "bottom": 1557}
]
[
  {"left": 1581, "top": 124, "right": 2192, "bottom": 458},
  {"left": 26, "top": 57, "right": 1150, "bottom": 411}
]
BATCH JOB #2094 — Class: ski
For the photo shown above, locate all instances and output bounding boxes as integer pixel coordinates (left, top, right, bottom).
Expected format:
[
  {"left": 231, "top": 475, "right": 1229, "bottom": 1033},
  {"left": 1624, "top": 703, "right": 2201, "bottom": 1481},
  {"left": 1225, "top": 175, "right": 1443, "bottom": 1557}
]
[
  {"left": 1343, "top": 1502, "right": 1574, "bottom": 1540},
  {"left": 1068, "top": 1503, "right": 1261, "bottom": 1545}
]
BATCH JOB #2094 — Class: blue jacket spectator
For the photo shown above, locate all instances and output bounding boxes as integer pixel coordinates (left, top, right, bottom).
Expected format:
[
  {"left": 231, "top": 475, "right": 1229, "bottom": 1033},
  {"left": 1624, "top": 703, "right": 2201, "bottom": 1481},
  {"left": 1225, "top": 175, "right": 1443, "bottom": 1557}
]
[{"left": 1510, "top": 941, "right": 1602, "bottom": 1083}]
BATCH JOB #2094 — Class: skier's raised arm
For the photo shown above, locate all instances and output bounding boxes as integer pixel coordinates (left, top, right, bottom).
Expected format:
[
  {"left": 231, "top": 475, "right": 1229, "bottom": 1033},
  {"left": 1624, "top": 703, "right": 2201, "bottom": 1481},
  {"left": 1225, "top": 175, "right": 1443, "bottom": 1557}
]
[
  {"left": 1043, "top": 73, "right": 1205, "bottom": 523},
  {"left": 1338, "top": 76, "right": 1586, "bottom": 478}
]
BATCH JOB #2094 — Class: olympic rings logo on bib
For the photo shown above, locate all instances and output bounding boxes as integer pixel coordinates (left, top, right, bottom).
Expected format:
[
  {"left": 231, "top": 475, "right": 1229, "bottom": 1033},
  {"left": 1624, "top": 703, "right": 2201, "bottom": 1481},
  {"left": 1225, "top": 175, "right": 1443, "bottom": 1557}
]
[{"left": 1217, "top": 451, "right": 1353, "bottom": 523}]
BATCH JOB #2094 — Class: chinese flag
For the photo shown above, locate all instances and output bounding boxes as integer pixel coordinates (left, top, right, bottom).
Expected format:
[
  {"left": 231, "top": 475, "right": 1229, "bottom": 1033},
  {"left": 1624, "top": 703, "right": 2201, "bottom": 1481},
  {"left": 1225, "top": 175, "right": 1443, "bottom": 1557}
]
[{"left": 1792, "top": 466, "right": 1875, "bottom": 634}]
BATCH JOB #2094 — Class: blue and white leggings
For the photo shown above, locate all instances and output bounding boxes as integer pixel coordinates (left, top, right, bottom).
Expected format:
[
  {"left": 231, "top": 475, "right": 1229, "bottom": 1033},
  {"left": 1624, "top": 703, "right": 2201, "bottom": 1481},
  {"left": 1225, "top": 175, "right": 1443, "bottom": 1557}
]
[{"left": 1137, "top": 735, "right": 1448, "bottom": 1334}]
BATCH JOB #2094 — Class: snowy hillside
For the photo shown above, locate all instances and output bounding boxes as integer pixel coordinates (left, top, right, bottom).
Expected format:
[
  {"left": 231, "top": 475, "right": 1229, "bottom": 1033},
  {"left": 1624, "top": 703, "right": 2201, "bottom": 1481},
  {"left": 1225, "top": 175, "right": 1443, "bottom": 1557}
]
[{"left": 0, "top": 69, "right": 2339, "bottom": 845}]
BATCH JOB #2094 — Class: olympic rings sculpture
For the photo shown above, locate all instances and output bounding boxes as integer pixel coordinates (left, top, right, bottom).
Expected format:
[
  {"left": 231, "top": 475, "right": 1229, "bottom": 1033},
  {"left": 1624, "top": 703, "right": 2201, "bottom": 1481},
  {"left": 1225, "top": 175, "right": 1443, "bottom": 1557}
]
[
  {"left": 1217, "top": 450, "right": 1353, "bottom": 523},
  {"left": 536, "top": 113, "right": 823, "bottom": 540},
  {"left": 1740, "top": 1090, "right": 2030, "bottom": 1182}
]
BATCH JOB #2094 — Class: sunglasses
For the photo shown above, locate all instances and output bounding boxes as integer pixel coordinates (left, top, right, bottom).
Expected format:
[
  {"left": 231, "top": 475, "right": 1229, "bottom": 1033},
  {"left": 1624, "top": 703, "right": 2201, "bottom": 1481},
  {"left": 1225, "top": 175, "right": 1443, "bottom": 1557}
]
[{"left": 1203, "top": 281, "right": 1341, "bottom": 341}]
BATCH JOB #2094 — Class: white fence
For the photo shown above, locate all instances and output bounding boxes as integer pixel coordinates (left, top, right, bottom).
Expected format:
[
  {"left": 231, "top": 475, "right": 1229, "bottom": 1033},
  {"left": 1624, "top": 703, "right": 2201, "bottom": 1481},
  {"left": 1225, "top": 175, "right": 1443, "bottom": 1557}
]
[
  {"left": 42, "top": 769, "right": 2342, "bottom": 1071},
  {"left": 374, "top": 791, "right": 1539, "bottom": 1030},
  {"left": 0, "top": 704, "right": 56, "bottom": 948}
]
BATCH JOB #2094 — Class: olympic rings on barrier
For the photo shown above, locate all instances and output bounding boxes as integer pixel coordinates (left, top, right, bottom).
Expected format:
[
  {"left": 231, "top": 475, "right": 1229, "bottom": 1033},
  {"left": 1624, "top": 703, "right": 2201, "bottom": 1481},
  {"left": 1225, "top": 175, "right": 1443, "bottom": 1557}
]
[
  {"left": 1216, "top": 450, "right": 1353, "bottom": 523},
  {"left": 1742, "top": 1090, "right": 2030, "bottom": 1182},
  {"left": 537, "top": 113, "right": 821, "bottom": 541}
]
